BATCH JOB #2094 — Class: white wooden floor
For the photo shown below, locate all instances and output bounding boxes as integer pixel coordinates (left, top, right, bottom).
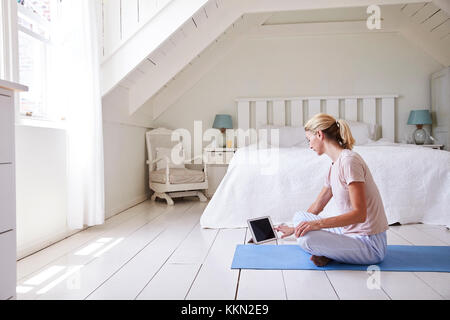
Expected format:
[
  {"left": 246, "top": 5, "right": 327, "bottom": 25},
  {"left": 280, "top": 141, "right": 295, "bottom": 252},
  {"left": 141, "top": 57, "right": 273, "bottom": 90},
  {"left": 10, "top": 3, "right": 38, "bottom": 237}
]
[{"left": 16, "top": 198, "right": 450, "bottom": 300}]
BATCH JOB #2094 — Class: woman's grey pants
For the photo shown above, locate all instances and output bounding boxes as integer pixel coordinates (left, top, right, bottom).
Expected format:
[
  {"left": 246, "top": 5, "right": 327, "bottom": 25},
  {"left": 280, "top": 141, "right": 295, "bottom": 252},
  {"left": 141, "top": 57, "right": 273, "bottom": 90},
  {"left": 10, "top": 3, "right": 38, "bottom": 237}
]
[{"left": 293, "top": 211, "right": 387, "bottom": 265}]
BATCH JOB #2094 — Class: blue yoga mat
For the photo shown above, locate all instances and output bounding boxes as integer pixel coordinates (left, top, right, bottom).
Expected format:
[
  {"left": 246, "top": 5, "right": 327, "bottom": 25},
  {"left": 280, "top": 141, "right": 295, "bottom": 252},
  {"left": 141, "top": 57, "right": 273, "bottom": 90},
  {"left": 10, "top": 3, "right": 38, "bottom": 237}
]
[{"left": 231, "top": 245, "right": 450, "bottom": 272}]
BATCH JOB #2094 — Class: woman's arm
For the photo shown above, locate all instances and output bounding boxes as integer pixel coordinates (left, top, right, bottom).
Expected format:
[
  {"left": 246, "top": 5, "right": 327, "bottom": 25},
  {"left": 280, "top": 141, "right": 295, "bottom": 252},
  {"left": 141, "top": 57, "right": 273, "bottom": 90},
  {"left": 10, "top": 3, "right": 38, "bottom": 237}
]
[
  {"left": 295, "top": 182, "right": 367, "bottom": 237},
  {"left": 307, "top": 187, "right": 333, "bottom": 215}
]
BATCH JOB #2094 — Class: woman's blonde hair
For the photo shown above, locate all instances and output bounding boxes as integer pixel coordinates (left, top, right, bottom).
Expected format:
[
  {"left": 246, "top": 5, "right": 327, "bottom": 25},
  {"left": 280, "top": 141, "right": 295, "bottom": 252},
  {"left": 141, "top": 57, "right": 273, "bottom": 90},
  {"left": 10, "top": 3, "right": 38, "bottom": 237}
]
[{"left": 304, "top": 113, "right": 355, "bottom": 150}]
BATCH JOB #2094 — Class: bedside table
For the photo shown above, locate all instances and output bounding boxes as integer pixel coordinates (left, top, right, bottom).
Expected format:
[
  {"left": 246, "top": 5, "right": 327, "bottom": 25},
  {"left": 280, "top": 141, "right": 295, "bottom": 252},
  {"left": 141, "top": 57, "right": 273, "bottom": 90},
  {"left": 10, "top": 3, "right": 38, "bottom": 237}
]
[
  {"left": 204, "top": 148, "right": 236, "bottom": 165},
  {"left": 420, "top": 144, "right": 444, "bottom": 150},
  {"left": 203, "top": 148, "right": 236, "bottom": 198}
]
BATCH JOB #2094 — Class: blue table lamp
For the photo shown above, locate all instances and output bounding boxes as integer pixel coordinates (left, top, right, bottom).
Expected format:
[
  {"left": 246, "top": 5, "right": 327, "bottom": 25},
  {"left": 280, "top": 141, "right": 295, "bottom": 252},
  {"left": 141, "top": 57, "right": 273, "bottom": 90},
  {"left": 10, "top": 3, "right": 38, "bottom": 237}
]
[
  {"left": 213, "top": 114, "right": 233, "bottom": 147},
  {"left": 407, "top": 109, "right": 432, "bottom": 145}
]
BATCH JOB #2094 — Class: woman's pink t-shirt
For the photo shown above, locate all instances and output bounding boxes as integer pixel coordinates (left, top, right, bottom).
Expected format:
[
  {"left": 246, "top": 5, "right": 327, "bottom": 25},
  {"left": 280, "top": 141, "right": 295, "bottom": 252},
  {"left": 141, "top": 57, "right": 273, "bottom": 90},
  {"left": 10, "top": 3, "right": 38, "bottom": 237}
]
[{"left": 324, "top": 149, "right": 388, "bottom": 236}]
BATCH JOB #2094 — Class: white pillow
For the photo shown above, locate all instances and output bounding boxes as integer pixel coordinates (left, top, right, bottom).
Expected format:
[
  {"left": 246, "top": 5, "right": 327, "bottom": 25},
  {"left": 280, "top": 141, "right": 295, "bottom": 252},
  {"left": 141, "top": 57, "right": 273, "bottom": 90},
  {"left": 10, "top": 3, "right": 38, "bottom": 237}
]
[
  {"left": 259, "top": 125, "right": 307, "bottom": 147},
  {"left": 155, "top": 145, "right": 185, "bottom": 171},
  {"left": 346, "top": 120, "right": 378, "bottom": 145}
]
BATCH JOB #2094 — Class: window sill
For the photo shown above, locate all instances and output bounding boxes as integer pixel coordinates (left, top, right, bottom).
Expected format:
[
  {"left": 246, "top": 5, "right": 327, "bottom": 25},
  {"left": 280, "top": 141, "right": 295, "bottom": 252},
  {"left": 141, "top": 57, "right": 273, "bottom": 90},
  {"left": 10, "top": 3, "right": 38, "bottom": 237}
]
[{"left": 16, "top": 117, "right": 67, "bottom": 130}]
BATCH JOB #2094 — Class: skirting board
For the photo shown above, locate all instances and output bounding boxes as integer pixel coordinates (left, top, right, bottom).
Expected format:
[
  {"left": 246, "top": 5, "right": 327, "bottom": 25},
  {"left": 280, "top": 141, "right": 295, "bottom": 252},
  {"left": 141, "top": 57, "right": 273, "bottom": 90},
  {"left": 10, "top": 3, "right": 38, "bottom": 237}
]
[
  {"left": 17, "top": 228, "right": 81, "bottom": 261},
  {"left": 105, "top": 193, "right": 151, "bottom": 219}
]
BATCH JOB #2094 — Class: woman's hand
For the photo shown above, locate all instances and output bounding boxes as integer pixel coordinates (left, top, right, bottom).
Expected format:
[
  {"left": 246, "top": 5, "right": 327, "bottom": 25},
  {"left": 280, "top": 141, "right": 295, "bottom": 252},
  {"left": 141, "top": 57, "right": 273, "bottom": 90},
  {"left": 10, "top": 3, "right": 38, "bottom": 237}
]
[
  {"left": 294, "top": 220, "right": 322, "bottom": 237},
  {"left": 274, "top": 224, "right": 295, "bottom": 239}
]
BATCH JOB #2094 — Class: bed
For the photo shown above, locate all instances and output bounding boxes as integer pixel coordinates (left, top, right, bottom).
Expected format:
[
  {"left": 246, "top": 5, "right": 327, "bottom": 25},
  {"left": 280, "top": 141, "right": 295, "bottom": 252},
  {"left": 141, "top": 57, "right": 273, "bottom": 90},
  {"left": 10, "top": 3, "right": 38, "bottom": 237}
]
[{"left": 200, "top": 95, "right": 450, "bottom": 229}]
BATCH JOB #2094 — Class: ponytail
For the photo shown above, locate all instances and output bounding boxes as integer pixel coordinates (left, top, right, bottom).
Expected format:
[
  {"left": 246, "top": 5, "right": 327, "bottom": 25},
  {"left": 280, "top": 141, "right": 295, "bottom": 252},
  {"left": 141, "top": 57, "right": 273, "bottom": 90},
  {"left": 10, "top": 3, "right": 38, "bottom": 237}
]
[
  {"left": 305, "top": 113, "right": 355, "bottom": 150},
  {"left": 336, "top": 119, "right": 355, "bottom": 150}
]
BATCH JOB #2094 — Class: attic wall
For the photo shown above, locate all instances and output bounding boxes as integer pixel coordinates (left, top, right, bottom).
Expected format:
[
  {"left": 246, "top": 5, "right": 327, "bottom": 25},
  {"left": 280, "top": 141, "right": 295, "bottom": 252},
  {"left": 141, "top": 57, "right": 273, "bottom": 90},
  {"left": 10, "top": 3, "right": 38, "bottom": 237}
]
[
  {"left": 102, "top": 86, "right": 152, "bottom": 217},
  {"left": 153, "top": 32, "right": 443, "bottom": 148}
]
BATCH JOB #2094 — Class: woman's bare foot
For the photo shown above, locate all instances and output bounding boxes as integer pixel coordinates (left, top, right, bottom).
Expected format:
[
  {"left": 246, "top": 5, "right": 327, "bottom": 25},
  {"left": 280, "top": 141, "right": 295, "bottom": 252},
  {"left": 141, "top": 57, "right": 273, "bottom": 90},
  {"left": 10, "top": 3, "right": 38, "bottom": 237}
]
[
  {"left": 274, "top": 224, "right": 295, "bottom": 238},
  {"left": 311, "top": 255, "right": 332, "bottom": 267}
]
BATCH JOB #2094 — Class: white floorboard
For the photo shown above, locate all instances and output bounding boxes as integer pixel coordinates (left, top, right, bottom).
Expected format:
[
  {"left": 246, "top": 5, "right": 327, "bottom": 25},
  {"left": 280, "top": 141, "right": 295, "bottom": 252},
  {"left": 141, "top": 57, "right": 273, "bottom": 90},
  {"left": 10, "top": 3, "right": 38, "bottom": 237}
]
[
  {"left": 136, "top": 263, "right": 202, "bottom": 300},
  {"left": 16, "top": 200, "right": 450, "bottom": 300},
  {"left": 413, "top": 272, "right": 450, "bottom": 299},
  {"left": 325, "top": 270, "right": 390, "bottom": 300},
  {"left": 236, "top": 231, "right": 287, "bottom": 300},
  {"left": 237, "top": 269, "right": 287, "bottom": 300},
  {"left": 283, "top": 270, "right": 338, "bottom": 300},
  {"left": 379, "top": 272, "right": 443, "bottom": 300},
  {"left": 167, "top": 221, "right": 219, "bottom": 265},
  {"left": 17, "top": 201, "right": 170, "bottom": 299},
  {"left": 186, "top": 228, "right": 246, "bottom": 300},
  {"left": 20, "top": 201, "right": 192, "bottom": 299},
  {"left": 386, "top": 229, "right": 412, "bottom": 245},
  {"left": 411, "top": 224, "right": 450, "bottom": 245},
  {"left": 86, "top": 202, "right": 204, "bottom": 300},
  {"left": 16, "top": 201, "right": 155, "bottom": 280},
  {"left": 135, "top": 220, "right": 219, "bottom": 300},
  {"left": 389, "top": 224, "right": 447, "bottom": 246},
  {"left": 278, "top": 235, "right": 339, "bottom": 300},
  {"left": 383, "top": 223, "right": 449, "bottom": 300}
]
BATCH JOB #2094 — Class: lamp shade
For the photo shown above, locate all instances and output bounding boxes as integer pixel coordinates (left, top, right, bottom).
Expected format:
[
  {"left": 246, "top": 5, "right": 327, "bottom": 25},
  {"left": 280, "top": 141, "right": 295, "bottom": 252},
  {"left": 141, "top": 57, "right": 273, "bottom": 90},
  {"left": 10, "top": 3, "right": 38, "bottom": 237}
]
[
  {"left": 407, "top": 110, "right": 432, "bottom": 125},
  {"left": 213, "top": 114, "right": 233, "bottom": 129}
]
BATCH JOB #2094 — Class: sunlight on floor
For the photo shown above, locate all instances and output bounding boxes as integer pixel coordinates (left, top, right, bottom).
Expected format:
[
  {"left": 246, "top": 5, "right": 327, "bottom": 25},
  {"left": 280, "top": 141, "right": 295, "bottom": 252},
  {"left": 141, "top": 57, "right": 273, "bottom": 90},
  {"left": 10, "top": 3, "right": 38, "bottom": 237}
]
[
  {"left": 36, "top": 265, "right": 83, "bottom": 295},
  {"left": 17, "top": 236, "right": 124, "bottom": 297},
  {"left": 24, "top": 266, "right": 65, "bottom": 286}
]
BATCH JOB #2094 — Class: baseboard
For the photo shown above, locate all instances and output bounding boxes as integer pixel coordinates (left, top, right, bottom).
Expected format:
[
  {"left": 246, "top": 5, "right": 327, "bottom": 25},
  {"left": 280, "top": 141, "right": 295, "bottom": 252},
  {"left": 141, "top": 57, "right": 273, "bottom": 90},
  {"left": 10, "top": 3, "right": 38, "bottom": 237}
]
[
  {"left": 17, "top": 193, "right": 150, "bottom": 260},
  {"left": 105, "top": 193, "right": 150, "bottom": 219},
  {"left": 17, "top": 228, "right": 81, "bottom": 260}
]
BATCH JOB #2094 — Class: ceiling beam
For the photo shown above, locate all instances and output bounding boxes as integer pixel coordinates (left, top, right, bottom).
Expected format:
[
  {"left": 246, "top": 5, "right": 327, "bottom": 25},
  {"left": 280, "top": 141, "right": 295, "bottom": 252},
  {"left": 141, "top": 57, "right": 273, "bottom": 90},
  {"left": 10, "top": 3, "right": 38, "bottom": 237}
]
[
  {"left": 432, "top": 0, "right": 450, "bottom": 17},
  {"left": 246, "top": 20, "right": 400, "bottom": 38},
  {"left": 243, "top": 0, "right": 430, "bottom": 13}
]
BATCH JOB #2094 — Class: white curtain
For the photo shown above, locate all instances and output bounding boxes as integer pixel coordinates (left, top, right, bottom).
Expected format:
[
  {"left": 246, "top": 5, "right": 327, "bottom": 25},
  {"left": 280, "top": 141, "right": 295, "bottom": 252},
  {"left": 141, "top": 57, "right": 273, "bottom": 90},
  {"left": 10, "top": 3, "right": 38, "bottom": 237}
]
[{"left": 48, "top": 0, "right": 105, "bottom": 229}]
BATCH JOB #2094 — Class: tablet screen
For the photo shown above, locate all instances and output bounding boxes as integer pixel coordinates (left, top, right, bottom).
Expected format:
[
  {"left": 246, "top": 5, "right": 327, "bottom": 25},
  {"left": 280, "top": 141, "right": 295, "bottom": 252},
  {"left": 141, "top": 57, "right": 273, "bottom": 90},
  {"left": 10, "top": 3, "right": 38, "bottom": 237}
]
[{"left": 249, "top": 218, "right": 276, "bottom": 242}]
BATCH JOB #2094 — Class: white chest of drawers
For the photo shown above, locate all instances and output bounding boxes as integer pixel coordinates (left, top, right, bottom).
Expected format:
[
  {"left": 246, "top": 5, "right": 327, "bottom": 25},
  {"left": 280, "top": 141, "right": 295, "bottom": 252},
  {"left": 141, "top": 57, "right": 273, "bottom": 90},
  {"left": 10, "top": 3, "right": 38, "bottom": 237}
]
[{"left": 0, "top": 80, "right": 28, "bottom": 300}]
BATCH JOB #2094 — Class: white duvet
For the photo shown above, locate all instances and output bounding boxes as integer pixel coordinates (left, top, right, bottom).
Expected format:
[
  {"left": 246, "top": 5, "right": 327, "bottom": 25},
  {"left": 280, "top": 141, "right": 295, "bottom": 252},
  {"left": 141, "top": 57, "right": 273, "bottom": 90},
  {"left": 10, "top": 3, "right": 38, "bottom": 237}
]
[{"left": 200, "top": 141, "right": 450, "bottom": 229}]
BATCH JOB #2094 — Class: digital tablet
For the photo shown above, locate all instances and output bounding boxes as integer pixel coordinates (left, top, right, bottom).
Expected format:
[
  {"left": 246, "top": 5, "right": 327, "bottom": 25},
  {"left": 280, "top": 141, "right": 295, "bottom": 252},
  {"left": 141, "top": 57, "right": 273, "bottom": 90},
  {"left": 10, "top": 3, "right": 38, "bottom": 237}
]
[{"left": 247, "top": 216, "right": 277, "bottom": 244}]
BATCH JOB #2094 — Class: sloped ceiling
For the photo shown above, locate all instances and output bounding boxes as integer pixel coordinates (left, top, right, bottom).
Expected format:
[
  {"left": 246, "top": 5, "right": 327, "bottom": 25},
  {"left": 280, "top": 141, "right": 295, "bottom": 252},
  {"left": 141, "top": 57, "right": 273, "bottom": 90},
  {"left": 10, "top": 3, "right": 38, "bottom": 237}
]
[
  {"left": 105, "top": 0, "right": 450, "bottom": 120},
  {"left": 395, "top": 2, "right": 450, "bottom": 66}
]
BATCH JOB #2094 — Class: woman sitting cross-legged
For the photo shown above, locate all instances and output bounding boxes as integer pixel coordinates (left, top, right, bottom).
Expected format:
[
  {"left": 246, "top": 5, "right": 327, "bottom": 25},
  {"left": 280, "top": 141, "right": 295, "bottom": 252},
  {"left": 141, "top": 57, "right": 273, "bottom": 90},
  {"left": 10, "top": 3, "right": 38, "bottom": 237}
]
[{"left": 275, "top": 113, "right": 389, "bottom": 267}]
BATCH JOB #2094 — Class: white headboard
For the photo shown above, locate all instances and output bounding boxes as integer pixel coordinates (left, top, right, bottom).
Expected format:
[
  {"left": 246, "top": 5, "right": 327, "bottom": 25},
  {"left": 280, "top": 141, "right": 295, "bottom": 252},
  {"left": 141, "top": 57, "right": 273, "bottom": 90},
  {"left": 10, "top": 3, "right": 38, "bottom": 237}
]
[{"left": 236, "top": 94, "right": 398, "bottom": 142}]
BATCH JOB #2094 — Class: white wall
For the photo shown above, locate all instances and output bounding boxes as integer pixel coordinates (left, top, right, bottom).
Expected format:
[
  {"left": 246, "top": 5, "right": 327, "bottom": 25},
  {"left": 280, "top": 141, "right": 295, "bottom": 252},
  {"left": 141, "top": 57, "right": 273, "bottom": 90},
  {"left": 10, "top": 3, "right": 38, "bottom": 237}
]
[
  {"left": 15, "top": 126, "right": 69, "bottom": 259},
  {"left": 102, "top": 85, "right": 153, "bottom": 218},
  {"left": 15, "top": 86, "right": 152, "bottom": 259},
  {"left": 153, "top": 33, "right": 444, "bottom": 143}
]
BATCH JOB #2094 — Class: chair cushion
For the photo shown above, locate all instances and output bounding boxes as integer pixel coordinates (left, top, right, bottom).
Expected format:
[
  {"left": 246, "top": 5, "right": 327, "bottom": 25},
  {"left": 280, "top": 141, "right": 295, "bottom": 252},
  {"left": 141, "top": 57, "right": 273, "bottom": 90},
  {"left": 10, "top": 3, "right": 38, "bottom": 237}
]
[{"left": 150, "top": 168, "right": 205, "bottom": 184}]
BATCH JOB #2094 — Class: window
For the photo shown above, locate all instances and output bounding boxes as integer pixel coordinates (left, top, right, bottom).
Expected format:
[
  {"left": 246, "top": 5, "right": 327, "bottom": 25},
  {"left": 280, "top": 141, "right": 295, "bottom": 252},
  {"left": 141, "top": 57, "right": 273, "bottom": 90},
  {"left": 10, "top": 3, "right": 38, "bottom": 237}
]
[{"left": 17, "top": 0, "right": 62, "bottom": 121}]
